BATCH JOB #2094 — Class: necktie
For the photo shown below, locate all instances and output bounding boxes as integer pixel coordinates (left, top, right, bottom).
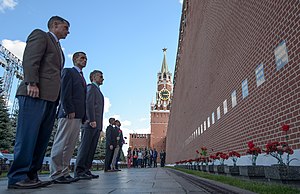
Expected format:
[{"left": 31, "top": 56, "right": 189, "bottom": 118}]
[{"left": 80, "top": 71, "right": 87, "bottom": 87}]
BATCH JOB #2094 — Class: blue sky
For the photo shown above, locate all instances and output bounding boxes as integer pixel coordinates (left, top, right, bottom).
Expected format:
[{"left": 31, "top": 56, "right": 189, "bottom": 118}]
[{"left": 0, "top": 0, "right": 183, "bottom": 151}]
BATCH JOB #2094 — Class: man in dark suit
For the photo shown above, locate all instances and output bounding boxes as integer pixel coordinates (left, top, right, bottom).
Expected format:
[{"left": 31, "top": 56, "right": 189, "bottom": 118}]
[
  {"left": 104, "top": 118, "right": 116, "bottom": 172},
  {"left": 49, "top": 52, "right": 87, "bottom": 183},
  {"left": 75, "top": 70, "right": 104, "bottom": 179},
  {"left": 7, "top": 16, "right": 70, "bottom": 189}
]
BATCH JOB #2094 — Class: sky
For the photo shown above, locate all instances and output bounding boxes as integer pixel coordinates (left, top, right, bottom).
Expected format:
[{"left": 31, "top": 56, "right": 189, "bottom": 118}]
[{"left": 0, "top": 0, "right": 183, "bottom": 153}]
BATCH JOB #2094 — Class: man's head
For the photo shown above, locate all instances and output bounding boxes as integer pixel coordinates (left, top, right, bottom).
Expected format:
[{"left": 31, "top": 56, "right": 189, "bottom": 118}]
[
  {"left": 109, "top": 118, "right": 115, "bottom": 125},
  {"left": 73, "top": 52, "right": 87, "bottom": 70},
  {"left": 89, "top": 70, "right": 104, "bottom": 85},
  {"left": 115, "top": 120, "right": 121, "bottom": 127},
  {"left": 48, "top": 16, "right": 70, "bottom": 40}
]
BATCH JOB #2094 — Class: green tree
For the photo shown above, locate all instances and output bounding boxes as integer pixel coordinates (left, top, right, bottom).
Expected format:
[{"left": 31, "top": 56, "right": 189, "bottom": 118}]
[
  {"left": 0, "top": 78, "right": 14, "bottom": 152},
  {"left": 9, "top": 110, "right": 18, "bottom": 152},
  {"left": 94, "top": 136, "right": 106, "bottom": 160},
  {"left": 45, "top": 119, "right": 58, "bottom": 157}
]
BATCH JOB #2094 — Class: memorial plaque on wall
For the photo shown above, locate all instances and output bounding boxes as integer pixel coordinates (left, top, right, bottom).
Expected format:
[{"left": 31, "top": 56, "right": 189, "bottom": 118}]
[{"left": 274, "top": 40, "right": 289, "bottom": 71}]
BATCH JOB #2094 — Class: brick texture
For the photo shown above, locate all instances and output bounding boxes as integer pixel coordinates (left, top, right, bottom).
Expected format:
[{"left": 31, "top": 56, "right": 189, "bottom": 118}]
[{"left": 166, "top": 0, "right": 300, "bottom": 163}]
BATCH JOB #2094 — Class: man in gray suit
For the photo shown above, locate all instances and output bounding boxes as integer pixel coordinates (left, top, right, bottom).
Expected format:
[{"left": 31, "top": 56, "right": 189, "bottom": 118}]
[
  {"left": 75, "top": 70, "right": 104, "bottom": 179},
  {"left": 50, "top": 52, "right": 87, "bottom": 183},
  {"left": 7, "top": 16, "right": 70, "bottom": 189}
]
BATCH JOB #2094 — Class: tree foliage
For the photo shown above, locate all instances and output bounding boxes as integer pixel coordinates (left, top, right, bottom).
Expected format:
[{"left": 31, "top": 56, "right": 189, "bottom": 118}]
[{"left": 0, "top": 78, "right": 14, "bottom": 152}]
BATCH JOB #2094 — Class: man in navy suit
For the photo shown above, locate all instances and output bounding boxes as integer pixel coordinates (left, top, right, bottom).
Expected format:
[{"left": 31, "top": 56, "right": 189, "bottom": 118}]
[
  {"left": 49, "top": 52, "right": 87, "bottom": 183},
  {"left": 7, "top": 16, "right": 70, "bottom": 189},
  {"left": 75, "top": 70, "right": 104, "bottom": 179}
]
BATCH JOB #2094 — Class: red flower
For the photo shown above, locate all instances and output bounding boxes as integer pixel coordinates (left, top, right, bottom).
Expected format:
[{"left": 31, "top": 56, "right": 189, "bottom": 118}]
[
  {"left": 282, "top": 124, "right": 289, "bottom": 132},
  {"left": 229, "top": 151, "right": 241, "bottom": 158},
  {"left": 247, "top": 141, "right": 255, "bottom": 149},
  {"left": 196, "top": 150, "right": 199, "bottom": 154}
]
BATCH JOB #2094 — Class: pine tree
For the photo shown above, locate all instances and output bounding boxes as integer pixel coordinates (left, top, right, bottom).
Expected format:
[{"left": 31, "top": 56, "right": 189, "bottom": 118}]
[
  {"left": 0, "top": 78, "right": 14, "bottom": 152},
  {"left": 45, "top": 119, "right": 58, "bottom": 157},
  {"left": 9, "top": 110, "right": 18, "bottom": 152},
  {"left": 94, "top": 136, "right": 106, "bottom": 160}
]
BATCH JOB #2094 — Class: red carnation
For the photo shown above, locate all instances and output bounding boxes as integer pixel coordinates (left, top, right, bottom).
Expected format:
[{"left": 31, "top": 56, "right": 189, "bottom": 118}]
[
  {"left": 282, "top": 124, "right": 289, "bottom": 132},
  {"left": 247, "top": 141, "right": 255, "bottom": 149}
]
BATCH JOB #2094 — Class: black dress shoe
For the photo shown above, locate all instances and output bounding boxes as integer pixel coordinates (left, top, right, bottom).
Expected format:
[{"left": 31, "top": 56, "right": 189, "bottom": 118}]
[
  {"left": 32, "top": 178, "right": 53, "bottom": 187},
  {"left": 90, "top": 174, "right": 99, "bottom": 179},
  {"left": 53, "top": 176, "right": 72, "bottom": 184},
  {"left": 76, "top": 174, "right": 92, "bottom": 180},
  {"left": 65, "top": 175, "right": 79, "bottom": 182},
  {"left": 8, "top": 179, "right": 41, "bottom": 189}
]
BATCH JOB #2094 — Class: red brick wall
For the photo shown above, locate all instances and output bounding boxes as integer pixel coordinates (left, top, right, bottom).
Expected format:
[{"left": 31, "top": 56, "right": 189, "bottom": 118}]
[
  {"left": 166, "top": 0, "right": 300, "bottom": 163},
  {"left": 129, "top": 134, "right": 150, "bottom": 149}
]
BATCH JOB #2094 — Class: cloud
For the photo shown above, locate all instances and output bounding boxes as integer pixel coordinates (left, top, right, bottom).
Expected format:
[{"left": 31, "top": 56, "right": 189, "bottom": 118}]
[
  {"left": 0, "top": 0, "right": 18, "bottom": 13},
  {"left": 179, "top": 0, "right": 183, "bottom": 4},
  {"left": 121, "top": 120, "right": 131, "bottom": 127},
  {"left": 139, "top": 117, "right": 149, "bottom": 122},
  {"left": 1, "top": 39, "right": 26, "bottom": 60},
  {"left": 67, "top": 53, "right": 72, "bottom": 59},
  {"left": 104, "top": 96, "right": 111, "bottom": 113}
]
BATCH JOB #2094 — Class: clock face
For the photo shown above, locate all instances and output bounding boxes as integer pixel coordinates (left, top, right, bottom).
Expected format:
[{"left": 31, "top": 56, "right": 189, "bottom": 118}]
[{"left": 159, "top": 89, "right": 170, "bottom": 101}]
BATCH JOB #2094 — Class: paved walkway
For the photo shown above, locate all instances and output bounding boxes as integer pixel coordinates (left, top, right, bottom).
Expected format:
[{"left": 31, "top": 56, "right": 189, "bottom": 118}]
[{"left": 0, "top": 168, "right": 255, "bottom": 194}]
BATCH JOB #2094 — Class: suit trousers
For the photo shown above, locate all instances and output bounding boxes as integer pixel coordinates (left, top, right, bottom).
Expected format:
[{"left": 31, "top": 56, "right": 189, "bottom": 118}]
[
  {"left": 75, "top": 128, "right": 101, "bottom": 176},
  {"left": 104, "top": 147, "right": 114, "bottom": 171},
  {"left": 8, "top": 96, "right": 57, "bottom": 185},
  {"left": 111, "top": 145, "right": 120, "bottom": 169},
  {"left": 50, "top": 118, "right": 81, "bottom": 179}
]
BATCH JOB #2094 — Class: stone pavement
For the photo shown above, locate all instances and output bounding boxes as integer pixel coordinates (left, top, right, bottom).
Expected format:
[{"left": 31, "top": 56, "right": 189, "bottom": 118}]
[{"left": 0, "top": 167, "right": 256, "bottom": 194}]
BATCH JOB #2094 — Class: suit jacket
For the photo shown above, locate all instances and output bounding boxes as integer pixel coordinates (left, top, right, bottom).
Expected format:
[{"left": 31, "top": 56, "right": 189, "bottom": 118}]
[
  {"left": 57, "top": 67, "right": 86, "bottom": 119},
  {"left": 82, "top": 83, "right": 104, "bottom": 130},
  {"left": 105, "top": 125, "right": 114, "bottom": 147},
  {"left": 16, "top": 29, "right": 64, "bottom": 102},
  {"left": 116, "top": 128, "right": 124, "bottom": 147}
]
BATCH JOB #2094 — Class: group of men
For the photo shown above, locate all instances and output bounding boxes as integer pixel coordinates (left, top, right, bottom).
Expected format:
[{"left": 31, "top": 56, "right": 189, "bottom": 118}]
[
  {"left": 104, "top": 118, "right": 125, "bottom": 172},
  {"left": 7, "top": 16, "right": 105, "bottom": 189}
]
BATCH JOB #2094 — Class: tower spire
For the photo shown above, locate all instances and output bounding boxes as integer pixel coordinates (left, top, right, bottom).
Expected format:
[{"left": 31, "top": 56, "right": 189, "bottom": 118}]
[{"left": 161, "top": 48, "right": 168, "bottom": 74}]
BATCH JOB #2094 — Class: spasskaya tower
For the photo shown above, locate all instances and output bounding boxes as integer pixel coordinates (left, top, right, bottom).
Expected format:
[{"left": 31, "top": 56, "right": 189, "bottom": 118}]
[{"left": 150, "top": 48, "right": 173, "bottom": 154}]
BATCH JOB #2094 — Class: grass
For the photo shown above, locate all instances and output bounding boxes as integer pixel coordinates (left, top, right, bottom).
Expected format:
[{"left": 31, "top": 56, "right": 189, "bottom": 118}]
[{"left": 168, "top": 167, "right": 300, "bottom": 194}]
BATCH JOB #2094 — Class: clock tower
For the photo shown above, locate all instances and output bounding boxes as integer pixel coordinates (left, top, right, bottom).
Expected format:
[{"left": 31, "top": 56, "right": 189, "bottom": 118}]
[{"left": 150, "top": 48, "right": 173, "bottom": 156}]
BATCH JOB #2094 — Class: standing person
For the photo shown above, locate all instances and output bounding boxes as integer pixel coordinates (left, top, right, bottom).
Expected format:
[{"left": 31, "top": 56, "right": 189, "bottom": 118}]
[
  {"left": 7, "top": 16, "right": 70, "bottom": 189},
  {"left": 127, "top": 147, "right": 132, "bottom": 168},
  {"left": 132, "top": 147, "right": 138, "bottom": 168},
  {"left": 112, "top": 120, "right": 124, "bottom": 171},
  {"left": 149, "top": 148, "right": 153, "bottom": 167},
  {"left": 153, "top": 148, "right": 158, "bottom": 168},
  {"left": 160, "top": 150, "right": 166, "bottom": 167},
  {"left": 49, "top": 52, "right": 87, "bottom": 183},
  {"left": 104, "top": 118, "right": 116, "bottom": 172},
  {"left": 75, "top": 70, "right": 104, "bottom": 179}
]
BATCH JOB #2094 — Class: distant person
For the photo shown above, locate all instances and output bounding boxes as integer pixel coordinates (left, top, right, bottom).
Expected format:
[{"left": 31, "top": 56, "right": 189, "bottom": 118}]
[
  {"left": 7, "top": 16, "right": 70, "bottom": 189},
  {"left": 75, "top": 70, "right": 104, "bottom": 179},
  {"left": 127, "top": 147, "right": 132, "bottom": 168},
  {"left": 50, "top": 52, "right": 87, "bottom": 183},
  {"left": 153, "top": 148, "right": 158, "bottom": 168},
  {"left": 104, "top": 118, "right": 116, "bottom": 172},
  {"left": 160, "top": 150, "right": 166, "bottom": 167},
  {"left": 132, "top": 147, "right": 138, "bottom": 168}
]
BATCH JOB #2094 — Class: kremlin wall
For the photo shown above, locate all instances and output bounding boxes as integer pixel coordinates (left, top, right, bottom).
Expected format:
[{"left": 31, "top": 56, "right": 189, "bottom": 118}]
[{"left": 166, "top": 0, "right": 300, "bottom": 165}]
